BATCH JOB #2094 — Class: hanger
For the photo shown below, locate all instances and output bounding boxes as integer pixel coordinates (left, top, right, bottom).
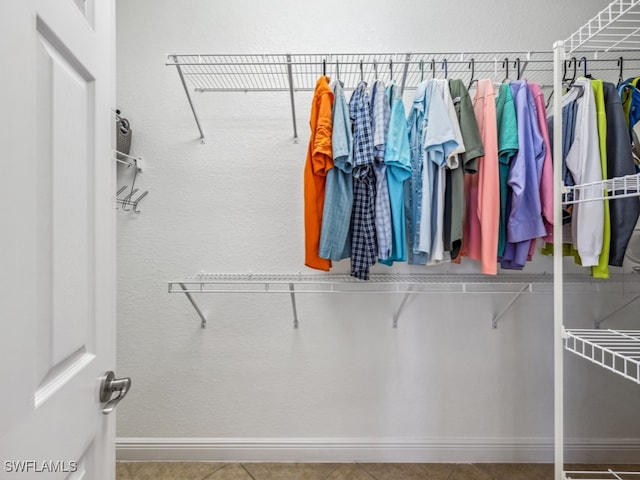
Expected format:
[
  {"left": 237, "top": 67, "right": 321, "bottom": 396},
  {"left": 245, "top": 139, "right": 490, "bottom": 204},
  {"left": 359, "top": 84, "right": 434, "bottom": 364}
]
[
  {"left": 578, "top": 56, "right": 589, "bottom": 78},
  {"left": 431, "top": 59, "right": 436, "bottom": 79},
  {"left": 322, "top": 59, "right": 326, "bottom": 76},
  {"left": 502, "top": 57, "right": 510, "bottom": 82},
  {"left": 373, "top": 60, "right": 378, "bottom": 80},
  {"left": 514, "top": 58, "right": 521, "bottom": 80},
  {"left": 442, "top": 58, "right": 448, "bottom": 79},
  {"left": 359, "top": 60, "right": 364, "bottom": 83},
  {"left": 389, "top": 59, "right": 393, "bottom": 82},
  {"left": 567, "top": 57, "right": 577, "bottom": 87},
  {"left": 468, "top": 58, "right": 477, "bottom": 90},
  {"left": 420, "top": 60, "right": 424, "bottom": 81},
  {"left": 618, "top": 56, "right": 624, "bottom": 86},
  {"left": 335, "top": 59, "right": 340, "bottom": 80}
]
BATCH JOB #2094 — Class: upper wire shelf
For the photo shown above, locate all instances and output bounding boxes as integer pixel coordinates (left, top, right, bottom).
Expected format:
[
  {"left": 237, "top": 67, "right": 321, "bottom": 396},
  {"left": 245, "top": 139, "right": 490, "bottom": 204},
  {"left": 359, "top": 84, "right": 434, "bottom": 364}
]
[{"left": 565, "top": 0, "right": 640, "bottom": 53}]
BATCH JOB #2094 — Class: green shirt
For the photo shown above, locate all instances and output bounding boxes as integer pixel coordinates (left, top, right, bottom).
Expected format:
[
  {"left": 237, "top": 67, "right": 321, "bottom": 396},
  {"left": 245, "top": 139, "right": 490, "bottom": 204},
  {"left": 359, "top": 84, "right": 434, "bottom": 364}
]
[
  {"left": 448, "top": 80, "right": 484, "bottom": 254},
  {"left": 590, "top": 79, "right": 610, "bottom": 279}
]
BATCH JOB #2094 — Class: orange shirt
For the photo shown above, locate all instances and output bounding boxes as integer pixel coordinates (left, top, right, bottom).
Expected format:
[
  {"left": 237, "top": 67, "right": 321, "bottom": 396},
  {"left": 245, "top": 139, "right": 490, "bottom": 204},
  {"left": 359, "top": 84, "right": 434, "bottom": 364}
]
[{"left": 304, "top": 76, "right": 334, "bottom": 270}]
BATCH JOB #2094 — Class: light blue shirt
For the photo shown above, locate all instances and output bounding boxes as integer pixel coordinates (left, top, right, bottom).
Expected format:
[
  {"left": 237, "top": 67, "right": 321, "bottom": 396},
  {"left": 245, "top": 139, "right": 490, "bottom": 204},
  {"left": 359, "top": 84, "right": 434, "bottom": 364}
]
[
  {"left": 319, "top": 81, "right": 353, "bottom": 261},
  {"left": 380, "top": 84, "right": 411, "bottom": 265}
]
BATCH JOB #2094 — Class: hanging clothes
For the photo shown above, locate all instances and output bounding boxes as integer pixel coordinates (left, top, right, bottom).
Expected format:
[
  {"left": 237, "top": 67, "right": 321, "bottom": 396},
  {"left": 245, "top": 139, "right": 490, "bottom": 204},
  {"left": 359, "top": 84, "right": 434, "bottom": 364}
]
[
  {"left": 406, "top": 82, "right": 429, "bottom": 265},
  {"left": 418, "top": 80, "right": 459, "bottom": 261},
  {"left": 370, "top": 79, "right": 393, "bottom": 262},
  {"left": 590, "top": 80, "right": 611, "bottom": 279},
  {"left": 495, "top": 84, "right": 519, "bottom": 258},
  {"left": 319, "top": 80, "right": 353, "bottom": 261},
  {"left": 304, "top": 76, "right": 334, "bottom": 271},
  {"left": 429, "top": 79, "right": 464, "bottom": 264},
  {"left": 565, "top": 78, "right": 604, "bottom": 267},
  {"left": 349, "top": 81, "right": 377, "bottom": 280},
  {"left": 604, "top": 81, "right": 640, "bottom": 266},
  {"left": 460, "top": 79, "right": 499, "bottom": 275},
  {"left": 380, "top": 83, "right": 411, "bottom": 265},
  {"left": 448, "top": 79, "right": 484, "bottom": 260},
  {"left": 501, "top": 80, "right": 546, "bottom": 270}
]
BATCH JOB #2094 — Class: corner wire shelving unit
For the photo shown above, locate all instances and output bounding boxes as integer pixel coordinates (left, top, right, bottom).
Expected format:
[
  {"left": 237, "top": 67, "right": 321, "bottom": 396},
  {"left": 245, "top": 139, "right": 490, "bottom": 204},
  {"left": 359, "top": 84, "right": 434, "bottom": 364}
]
[{"left": 553, "top": 1, "right": 640, "bottom": 479}]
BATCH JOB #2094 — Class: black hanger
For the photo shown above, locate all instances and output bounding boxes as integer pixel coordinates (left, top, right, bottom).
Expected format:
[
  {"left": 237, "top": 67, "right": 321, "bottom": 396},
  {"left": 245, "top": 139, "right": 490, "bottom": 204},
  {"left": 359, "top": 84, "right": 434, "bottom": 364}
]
[
  {"left": 442, "top": 58, "right": 448, "bottom": 79},
  {"left": 468, "top": 58, "right": 476, "bottom": 90},
  {"left": 568, "top": 57, "right": 577, "bottom": 87},
  {"left": 431, "top": 59, "right": 436, "bottom": 79},
  {"left": 502, "top": 57, "right": 510, "bottom": 82},
  {"left": 514, "top": 58, "right": 521, "bottom": 80},
  {"left": 389, "top": 59, "right": 393, "bottom": 82},
  {"left": 578, "top": 56, "right": 590, "bottom": 78},
  {"left": 618, "top": 56, "right": 624, "bottom": 86},
  {"left": 373, "top": 60, "right": 378, "bottom": 80},
  {"left": 322, "top": 59, "right": 326, "bottom": 76},
  {"left": 420, "top": 60, "right": 424, "bottom": 81},
  {"left": 359, "top": 60, "right": 364, "bottom": 82}
]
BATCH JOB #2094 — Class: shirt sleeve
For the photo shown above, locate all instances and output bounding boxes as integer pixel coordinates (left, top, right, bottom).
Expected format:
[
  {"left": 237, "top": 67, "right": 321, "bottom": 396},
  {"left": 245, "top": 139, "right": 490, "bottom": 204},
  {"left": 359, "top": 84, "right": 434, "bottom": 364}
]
[
  {"left": 566, "top": 80, "right": 604, "bottom": 266},
  {"left": 312, "top": 91, "right": 334, "bottom": 176},
  {"left": 424, "top": 87, "right": 459, "bottom": 168}
]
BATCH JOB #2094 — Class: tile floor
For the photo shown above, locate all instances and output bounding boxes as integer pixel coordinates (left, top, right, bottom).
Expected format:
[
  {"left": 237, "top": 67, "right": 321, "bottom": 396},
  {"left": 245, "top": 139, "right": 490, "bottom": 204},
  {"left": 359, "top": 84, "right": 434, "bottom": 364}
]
[{"left": 116, "top": 462, "right": 640, "bottom": 480}]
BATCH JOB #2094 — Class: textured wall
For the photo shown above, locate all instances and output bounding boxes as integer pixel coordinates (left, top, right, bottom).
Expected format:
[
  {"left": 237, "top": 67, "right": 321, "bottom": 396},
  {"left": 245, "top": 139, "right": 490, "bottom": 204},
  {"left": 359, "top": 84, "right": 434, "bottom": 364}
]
[{"left": 115, "top": 0, "right": 640, "bottom": 461}]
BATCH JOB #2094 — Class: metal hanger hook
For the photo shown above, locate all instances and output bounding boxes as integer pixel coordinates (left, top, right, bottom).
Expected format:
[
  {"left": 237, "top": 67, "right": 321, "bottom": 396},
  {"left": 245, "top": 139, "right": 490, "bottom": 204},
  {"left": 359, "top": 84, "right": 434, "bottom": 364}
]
[
  {"left": 468, "top": 58, "right": 476, "bottom": 89},
  {"left": 442, "top": 58, "right": 448, "bottom": 79},
  {"left": 359, "top": 59, "right": 364, "bottom": 82},
  {"left": 389, "top": 59, "right": 393, "bottom": 82},
  {"left": 578, "top": 56, "right": 588, "bottom": 76},
  {"left": 431, "top": 59, "right": 436, "bottom": 79},
  {"left": 322, "top": 58, "right": 326, "bottom": 76},
  {"left": 502, "top": 57, "right": 510, "bottom": 81},
  {"left": 420, "top": 60, "right": 424, "bottom": 81},
  {"left": 514, "top": 57, "right": 521, "bottom": 80},
  {"left": 373, "top": 60, "right": 378, "bottom": 80},
  {"left": 618, "top": 56, "right": 624, "bottom": 84}
]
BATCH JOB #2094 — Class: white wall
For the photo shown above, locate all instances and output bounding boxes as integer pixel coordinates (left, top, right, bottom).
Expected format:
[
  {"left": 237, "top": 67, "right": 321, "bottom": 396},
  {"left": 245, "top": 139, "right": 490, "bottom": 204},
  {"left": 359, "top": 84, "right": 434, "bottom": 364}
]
[{"left": 115, "top": 0, "right": 640, "bottom": 462}]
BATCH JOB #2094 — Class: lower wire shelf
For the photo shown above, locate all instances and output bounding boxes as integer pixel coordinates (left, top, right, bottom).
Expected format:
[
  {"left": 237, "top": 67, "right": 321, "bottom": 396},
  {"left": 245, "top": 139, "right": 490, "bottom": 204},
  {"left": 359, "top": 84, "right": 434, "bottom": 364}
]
[
  {"left": 564, "top": 329, "right": 640, "bottom": 384},
  {"left": 564, "top": 470, "right": 640, "bottom": 479}
]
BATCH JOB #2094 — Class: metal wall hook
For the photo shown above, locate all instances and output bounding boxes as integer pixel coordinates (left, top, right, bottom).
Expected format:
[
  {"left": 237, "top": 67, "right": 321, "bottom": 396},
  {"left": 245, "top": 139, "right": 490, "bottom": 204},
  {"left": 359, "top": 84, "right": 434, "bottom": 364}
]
[
  {"left": 468, "top": 58, "right": 476, "bottom": 89},
  {"left": 618, "top": 56, "right": 625, "bottom": 85},
  {"left": 578, "top": 56, "right": 588, "bottom": 76},
  {"left": 502, "top": 57, "right": 510, "bottom": 81}
]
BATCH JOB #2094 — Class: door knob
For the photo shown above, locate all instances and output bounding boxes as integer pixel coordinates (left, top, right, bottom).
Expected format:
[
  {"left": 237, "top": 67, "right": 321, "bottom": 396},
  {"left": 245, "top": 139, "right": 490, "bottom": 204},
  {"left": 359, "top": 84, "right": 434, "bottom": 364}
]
[{"left": 99, "top": 371, "right": 131, "bottom": 415}]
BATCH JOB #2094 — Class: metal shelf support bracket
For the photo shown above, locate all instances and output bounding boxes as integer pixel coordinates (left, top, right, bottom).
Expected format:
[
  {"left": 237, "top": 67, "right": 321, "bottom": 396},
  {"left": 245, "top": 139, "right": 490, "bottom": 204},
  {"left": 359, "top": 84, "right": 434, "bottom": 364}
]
[
  {"left": 492, "top": 284, "right": 530, "bottom": 329},
  {"left": 289, "top": 283, "right": 299, "bottom": 328},
  {"left": 173, "top": 56, "right": 206, "bottom": 143},
  {"left": 285, "top": 54, "right": 299, "bottom": 143},
  {"left": 178, "top": 283, "right": 207, "bottom": 328},
  {"left": 392, "top": 289, "right": 413, "bottom": 328}
]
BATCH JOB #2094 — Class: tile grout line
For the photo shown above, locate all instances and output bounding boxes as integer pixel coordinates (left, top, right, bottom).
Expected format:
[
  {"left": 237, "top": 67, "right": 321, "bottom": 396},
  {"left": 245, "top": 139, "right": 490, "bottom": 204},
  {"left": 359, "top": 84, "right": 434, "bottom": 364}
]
[
  {"left": 240, "top": 463, "right": 258, "bottom": 480},
  {"left": 357, "top": 464, "right": 381, "bottom": 480},
  {"left": 199, "top": 462, "right": 231, "bottom": 480}
]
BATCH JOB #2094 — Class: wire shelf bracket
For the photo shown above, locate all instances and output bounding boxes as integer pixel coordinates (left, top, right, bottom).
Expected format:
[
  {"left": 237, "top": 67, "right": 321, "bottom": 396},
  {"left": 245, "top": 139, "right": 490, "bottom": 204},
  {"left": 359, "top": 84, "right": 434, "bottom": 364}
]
[{"left": 595, "top": 293, "right": 640, "bottom": 328}]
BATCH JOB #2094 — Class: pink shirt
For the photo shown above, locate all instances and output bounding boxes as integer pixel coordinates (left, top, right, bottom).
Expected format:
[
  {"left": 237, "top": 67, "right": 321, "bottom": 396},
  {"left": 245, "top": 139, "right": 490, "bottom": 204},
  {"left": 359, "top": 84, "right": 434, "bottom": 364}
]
[
  {"left": 530, "top": 83, "right": 554, "bottom": 244},
  {"left": 462, "top": 80, "right": 500, "bottom": 275}
]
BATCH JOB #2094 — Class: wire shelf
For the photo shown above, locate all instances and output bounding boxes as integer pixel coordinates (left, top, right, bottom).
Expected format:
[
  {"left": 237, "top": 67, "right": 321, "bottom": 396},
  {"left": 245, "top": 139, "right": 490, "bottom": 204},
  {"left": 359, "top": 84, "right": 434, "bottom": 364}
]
[
  {"left": 562, "top": 173, "right": 640, "bottom": 205},
  {"left": 168, "top": 273, "right": 640, "bottom": 294},
  {"left": 565, "top": 470, "right": 640, "bottom": 479},
  {"left": 565, "top": 0, "right": 640, "bottom": 53},
  {"left": 564, "top": 329, "right": 640, "bottom": 384}
]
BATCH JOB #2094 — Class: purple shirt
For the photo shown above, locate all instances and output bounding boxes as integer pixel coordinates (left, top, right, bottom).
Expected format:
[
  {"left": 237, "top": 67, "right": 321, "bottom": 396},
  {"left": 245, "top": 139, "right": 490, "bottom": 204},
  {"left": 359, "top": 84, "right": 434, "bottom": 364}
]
[{"left": 501, "top": 81, "right": 547, "bottom": 270}]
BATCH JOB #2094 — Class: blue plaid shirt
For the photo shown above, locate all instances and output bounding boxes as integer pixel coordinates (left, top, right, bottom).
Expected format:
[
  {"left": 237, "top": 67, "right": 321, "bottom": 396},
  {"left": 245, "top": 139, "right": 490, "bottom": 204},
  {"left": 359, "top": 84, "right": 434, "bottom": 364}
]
[
  {"left": 349, "top": 82, "right": 377, "bottom": 280},
  {"left": 371, "top": 80, "right": 393, "bottom": 261}
]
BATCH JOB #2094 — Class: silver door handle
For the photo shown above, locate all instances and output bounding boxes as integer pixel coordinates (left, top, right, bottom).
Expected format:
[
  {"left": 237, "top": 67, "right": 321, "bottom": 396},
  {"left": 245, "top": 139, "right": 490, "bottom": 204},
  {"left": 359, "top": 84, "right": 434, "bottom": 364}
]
[{"left": 99, "top": 371, "right": 131, "bottom": 415}]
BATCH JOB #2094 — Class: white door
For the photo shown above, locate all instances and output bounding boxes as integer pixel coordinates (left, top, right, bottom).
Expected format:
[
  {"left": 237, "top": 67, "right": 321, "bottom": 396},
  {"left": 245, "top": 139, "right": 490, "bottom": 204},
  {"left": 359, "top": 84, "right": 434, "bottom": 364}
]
[{"left": 0, "top": 0, "right": 118, "bottom": 478}]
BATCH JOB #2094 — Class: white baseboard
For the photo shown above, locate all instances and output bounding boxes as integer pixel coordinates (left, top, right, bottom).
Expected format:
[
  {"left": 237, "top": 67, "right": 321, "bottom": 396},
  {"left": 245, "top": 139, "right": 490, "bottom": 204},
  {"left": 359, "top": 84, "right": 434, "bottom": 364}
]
[{"left": 115, "top": 437, "right": 640, "bottom": 463}]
